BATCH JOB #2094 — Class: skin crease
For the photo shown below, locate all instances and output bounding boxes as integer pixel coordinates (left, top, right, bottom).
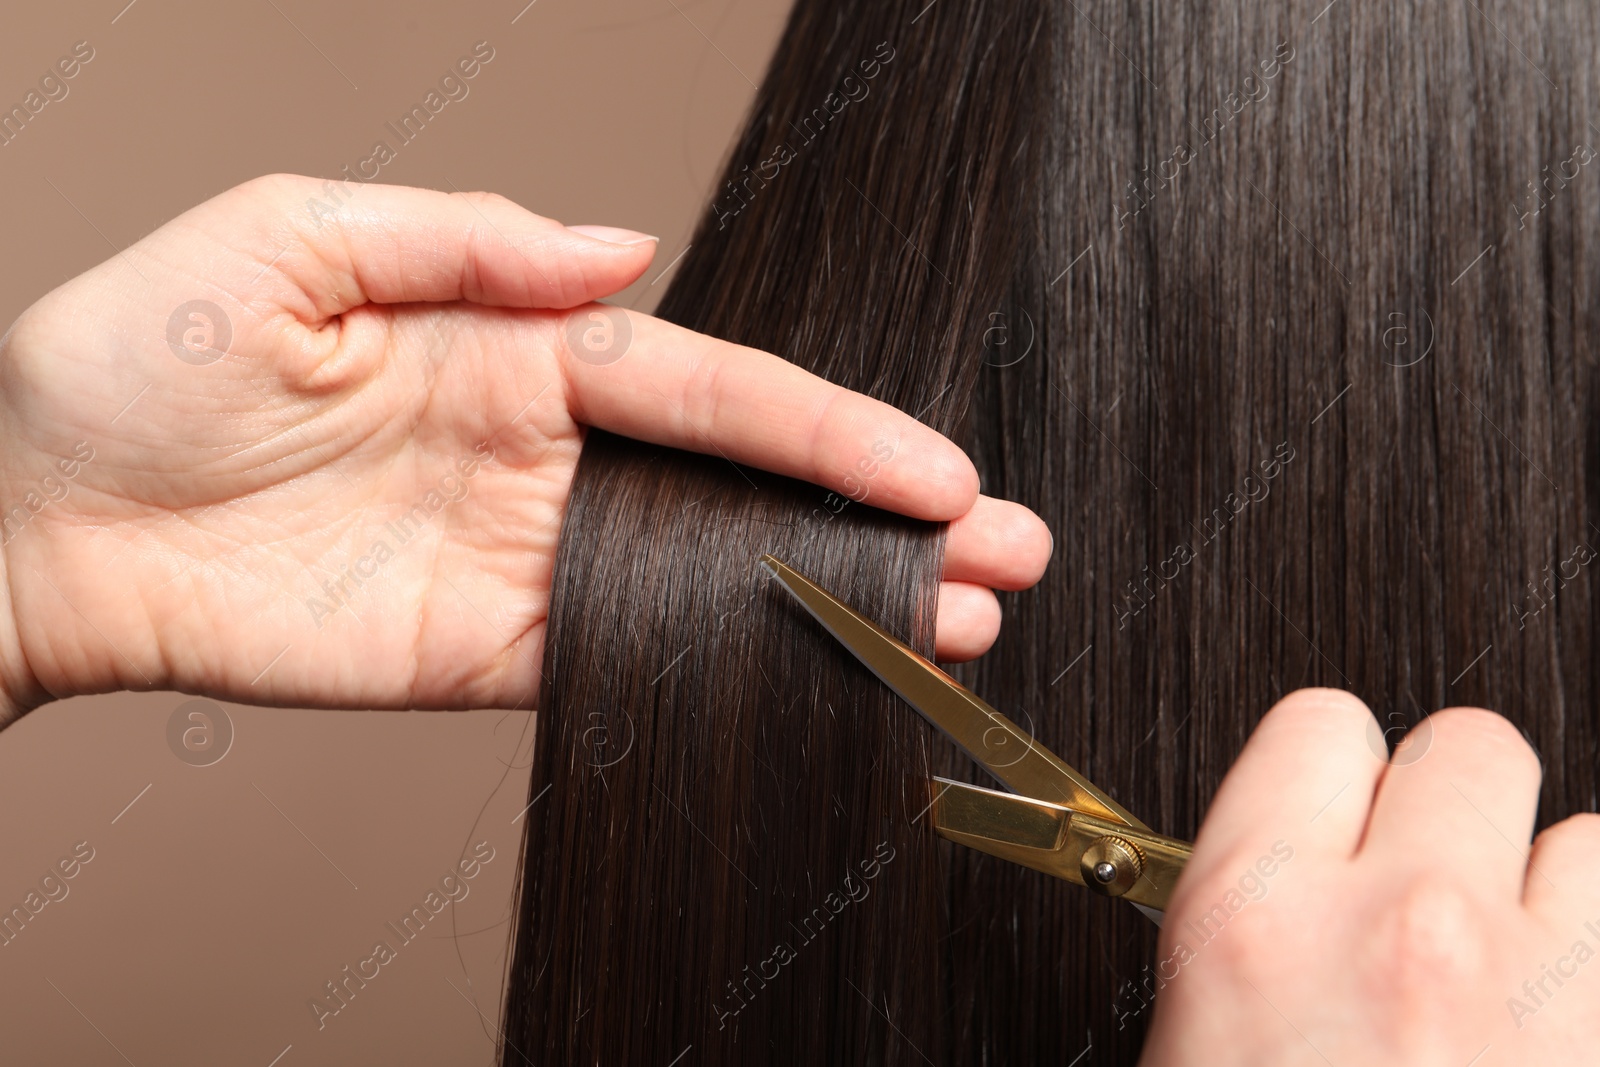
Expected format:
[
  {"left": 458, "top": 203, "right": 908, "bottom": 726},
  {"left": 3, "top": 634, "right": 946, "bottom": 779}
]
[
  {"left": 0, "top": 174, "right": 1046, "bottom": 727},
  {"left": 1138, "top": 690, "right": 1600, "bottom": 1066},
  {"left": 0, "top": 177, "right": 1586, "bottom": 1058}
]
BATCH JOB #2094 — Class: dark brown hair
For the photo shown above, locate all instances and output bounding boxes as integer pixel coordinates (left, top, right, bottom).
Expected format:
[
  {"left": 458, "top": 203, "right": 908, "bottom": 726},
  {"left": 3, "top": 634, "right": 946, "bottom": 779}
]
[{"left": 504, "top": 1, "right": 1600, "bottom": 1062}]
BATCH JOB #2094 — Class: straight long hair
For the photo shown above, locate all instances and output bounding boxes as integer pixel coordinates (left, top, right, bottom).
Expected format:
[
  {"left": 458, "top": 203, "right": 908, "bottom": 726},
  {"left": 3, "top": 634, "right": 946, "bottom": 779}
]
[{"left": 503, "top": 2, "right": 1600, "bottom": 1062}]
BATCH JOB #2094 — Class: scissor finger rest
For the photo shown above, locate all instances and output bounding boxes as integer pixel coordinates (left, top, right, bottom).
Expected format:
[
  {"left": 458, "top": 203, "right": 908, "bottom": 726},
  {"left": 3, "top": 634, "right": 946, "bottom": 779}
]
[{"left": 928, "top": 777, "right": 1192, "bottom": 912}]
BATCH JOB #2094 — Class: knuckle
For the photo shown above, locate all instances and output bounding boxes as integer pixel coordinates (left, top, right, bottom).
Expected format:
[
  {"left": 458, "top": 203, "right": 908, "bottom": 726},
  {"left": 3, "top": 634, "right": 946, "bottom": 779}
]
[
  {"left": 452, "top": 188, "right": 507, "bottom": 212},
  {"left": 679, "top": 344, "right": 727, "bottom": 437},
  {"left": 449, "top": 192, "right": 512, "bottom": 246},
  {"left": 1553, "top": 810, "right": 1600, "bottom": 838},
  {"left": 1166, "top": 845, "right": 1275, "bottom": 930},
  {"left": 1265, "top": 687, "right": 1377, "bottom": 744},
  {"left": 1533, "top": 811, "right": 1600, "bottom": 858},
  {"left": 1370, "top": 873, "right": 1496, "bottom": 1010},
  {"left": 808, "top": 387, "right": 848, "bottom": 477},
  {"left": 1271, "top": 686, "right": 1373, "bottom": 721},
  {"left": 1330, "top": 873, "right": 1501, "bottom": 1057},
  {"left": 234, "top": 172, "right": 312, "bottom": 203},
  {"left": 1432, "top": 704, "right": 1517, "bottom": 739},
  {"left": 1186, "top": 909, "right": 1257, "bottom": 971},
  {"left": 562, "top": 257, "right": 612, "bottom": 308},
  {"left": 1432, "top": 706, "right": 1540, "bottom": 775},
  {"left": 1168, "top": 875, "right": 1289, "bottom": 975}
]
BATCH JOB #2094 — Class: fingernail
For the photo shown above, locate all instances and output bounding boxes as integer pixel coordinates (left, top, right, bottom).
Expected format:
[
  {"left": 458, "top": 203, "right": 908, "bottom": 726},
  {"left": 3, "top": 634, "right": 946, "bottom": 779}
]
[{"left": 567, "top": 224, "right": 659, "bottom": 246}]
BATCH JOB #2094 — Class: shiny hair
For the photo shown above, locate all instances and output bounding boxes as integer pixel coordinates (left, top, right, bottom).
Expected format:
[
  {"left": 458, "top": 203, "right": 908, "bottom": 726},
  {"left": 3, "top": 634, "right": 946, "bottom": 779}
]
[{"left": 503, "top": 1, "right": 1600, "bottom": 1062}]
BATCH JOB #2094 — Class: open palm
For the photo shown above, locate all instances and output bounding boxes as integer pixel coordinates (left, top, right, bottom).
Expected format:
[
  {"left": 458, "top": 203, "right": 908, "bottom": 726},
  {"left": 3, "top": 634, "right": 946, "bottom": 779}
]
[{"left": 0, "top": 175, "right": 1049, "bottom": 722}]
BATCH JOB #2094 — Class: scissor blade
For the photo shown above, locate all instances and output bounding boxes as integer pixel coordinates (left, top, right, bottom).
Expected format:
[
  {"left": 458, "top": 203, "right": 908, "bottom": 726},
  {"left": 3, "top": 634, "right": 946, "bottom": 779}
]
[{"left": 759, "top": 554, "right": 1144, "bottom": 829}]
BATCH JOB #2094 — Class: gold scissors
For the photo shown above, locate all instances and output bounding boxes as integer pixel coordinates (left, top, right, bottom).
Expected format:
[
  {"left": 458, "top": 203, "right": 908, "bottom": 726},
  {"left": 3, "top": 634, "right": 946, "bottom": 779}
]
[{"left": 760, "top": 554, "right": 1192, "bottom": 924}]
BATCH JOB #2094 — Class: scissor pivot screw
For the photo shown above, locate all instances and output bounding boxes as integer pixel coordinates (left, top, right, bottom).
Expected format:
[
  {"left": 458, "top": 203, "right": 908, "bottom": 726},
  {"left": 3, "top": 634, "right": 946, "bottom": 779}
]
[{"left": 1080, "top": 835, "right": 1144, "bottom": 897}]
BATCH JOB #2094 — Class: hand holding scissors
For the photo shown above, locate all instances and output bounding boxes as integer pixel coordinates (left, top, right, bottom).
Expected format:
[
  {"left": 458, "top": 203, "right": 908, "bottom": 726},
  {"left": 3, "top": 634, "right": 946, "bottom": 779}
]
[{"left": 766, "top": 557, "right": 1600, "bottom": 1065}]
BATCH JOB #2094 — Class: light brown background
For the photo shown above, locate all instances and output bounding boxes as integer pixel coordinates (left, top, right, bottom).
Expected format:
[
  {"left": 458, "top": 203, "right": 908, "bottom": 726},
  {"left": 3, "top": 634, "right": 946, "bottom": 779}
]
[{"left": 0, "top": 1, "right": 790, "bottom": 1062}]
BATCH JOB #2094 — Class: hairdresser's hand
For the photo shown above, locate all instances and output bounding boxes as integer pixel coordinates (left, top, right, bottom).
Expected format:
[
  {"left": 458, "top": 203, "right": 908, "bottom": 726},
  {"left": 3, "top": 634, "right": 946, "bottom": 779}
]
[
  {"left": 1139, "top": 689, "right": 1598, "bottom": 1066},
  {"left": 0, "top": 174, "right": 1047, "bottom": 725}
]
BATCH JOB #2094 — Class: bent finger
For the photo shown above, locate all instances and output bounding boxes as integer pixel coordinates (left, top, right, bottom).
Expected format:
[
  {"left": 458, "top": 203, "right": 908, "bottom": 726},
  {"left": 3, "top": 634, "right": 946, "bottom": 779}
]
[
  {"left": 1360, "top": 707, "right": 1543, "bottom": 903},
  {"left": 1190, "top": 689, "right": 1384, "bottom": 876},
  {"left": 933, "top": 582, "right": 1001, "bottom": 662},
  {"left": 212, "top": 175, "right": 657, "bottom": 317},
  {"left": 943, "top": 496, "right": 1052, "bottom": 591},
  {"left": 1524, "top": 812, "right": 1600, "bottom": 916},
  {"left": 559, "top": 309, "right": 980, "bottom": 521}
]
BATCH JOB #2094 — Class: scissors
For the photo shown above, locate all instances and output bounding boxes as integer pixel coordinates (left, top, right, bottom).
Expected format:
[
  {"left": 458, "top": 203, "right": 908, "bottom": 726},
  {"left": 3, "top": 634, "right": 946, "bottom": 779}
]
[{"left": 760, "top": 554, "right": 1193, "bottom": 925}]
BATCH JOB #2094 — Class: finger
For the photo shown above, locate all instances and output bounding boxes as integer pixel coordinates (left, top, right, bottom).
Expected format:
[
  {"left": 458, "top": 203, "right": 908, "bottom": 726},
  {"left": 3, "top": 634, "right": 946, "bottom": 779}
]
[
  {"left": 1189, "top": 689, "right": 1384, "bottom": 875},
  {"left": 1524, "top": 813, "right": 1600, "bottom": 915},
  {"left": 560, "top": 309, "right": 980, "bottom": 521},
  {"left": 943, "top": 496, "right": 1052, "bottom": 591},
  {"left": 933, "top": 582, "right": 1001, "bottom": 662},
  {"left": 218, "top": 175, "right": 658, "bottom": 316},
  {"left": 1359, "top": 707, "right": 1542, "bottom": 903}
]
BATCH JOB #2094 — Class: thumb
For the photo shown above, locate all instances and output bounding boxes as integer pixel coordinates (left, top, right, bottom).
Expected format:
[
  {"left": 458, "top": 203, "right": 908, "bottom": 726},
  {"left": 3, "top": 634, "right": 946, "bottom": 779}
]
[{"left": 176, "top": 174, "right": 659, "bottom": 319}]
